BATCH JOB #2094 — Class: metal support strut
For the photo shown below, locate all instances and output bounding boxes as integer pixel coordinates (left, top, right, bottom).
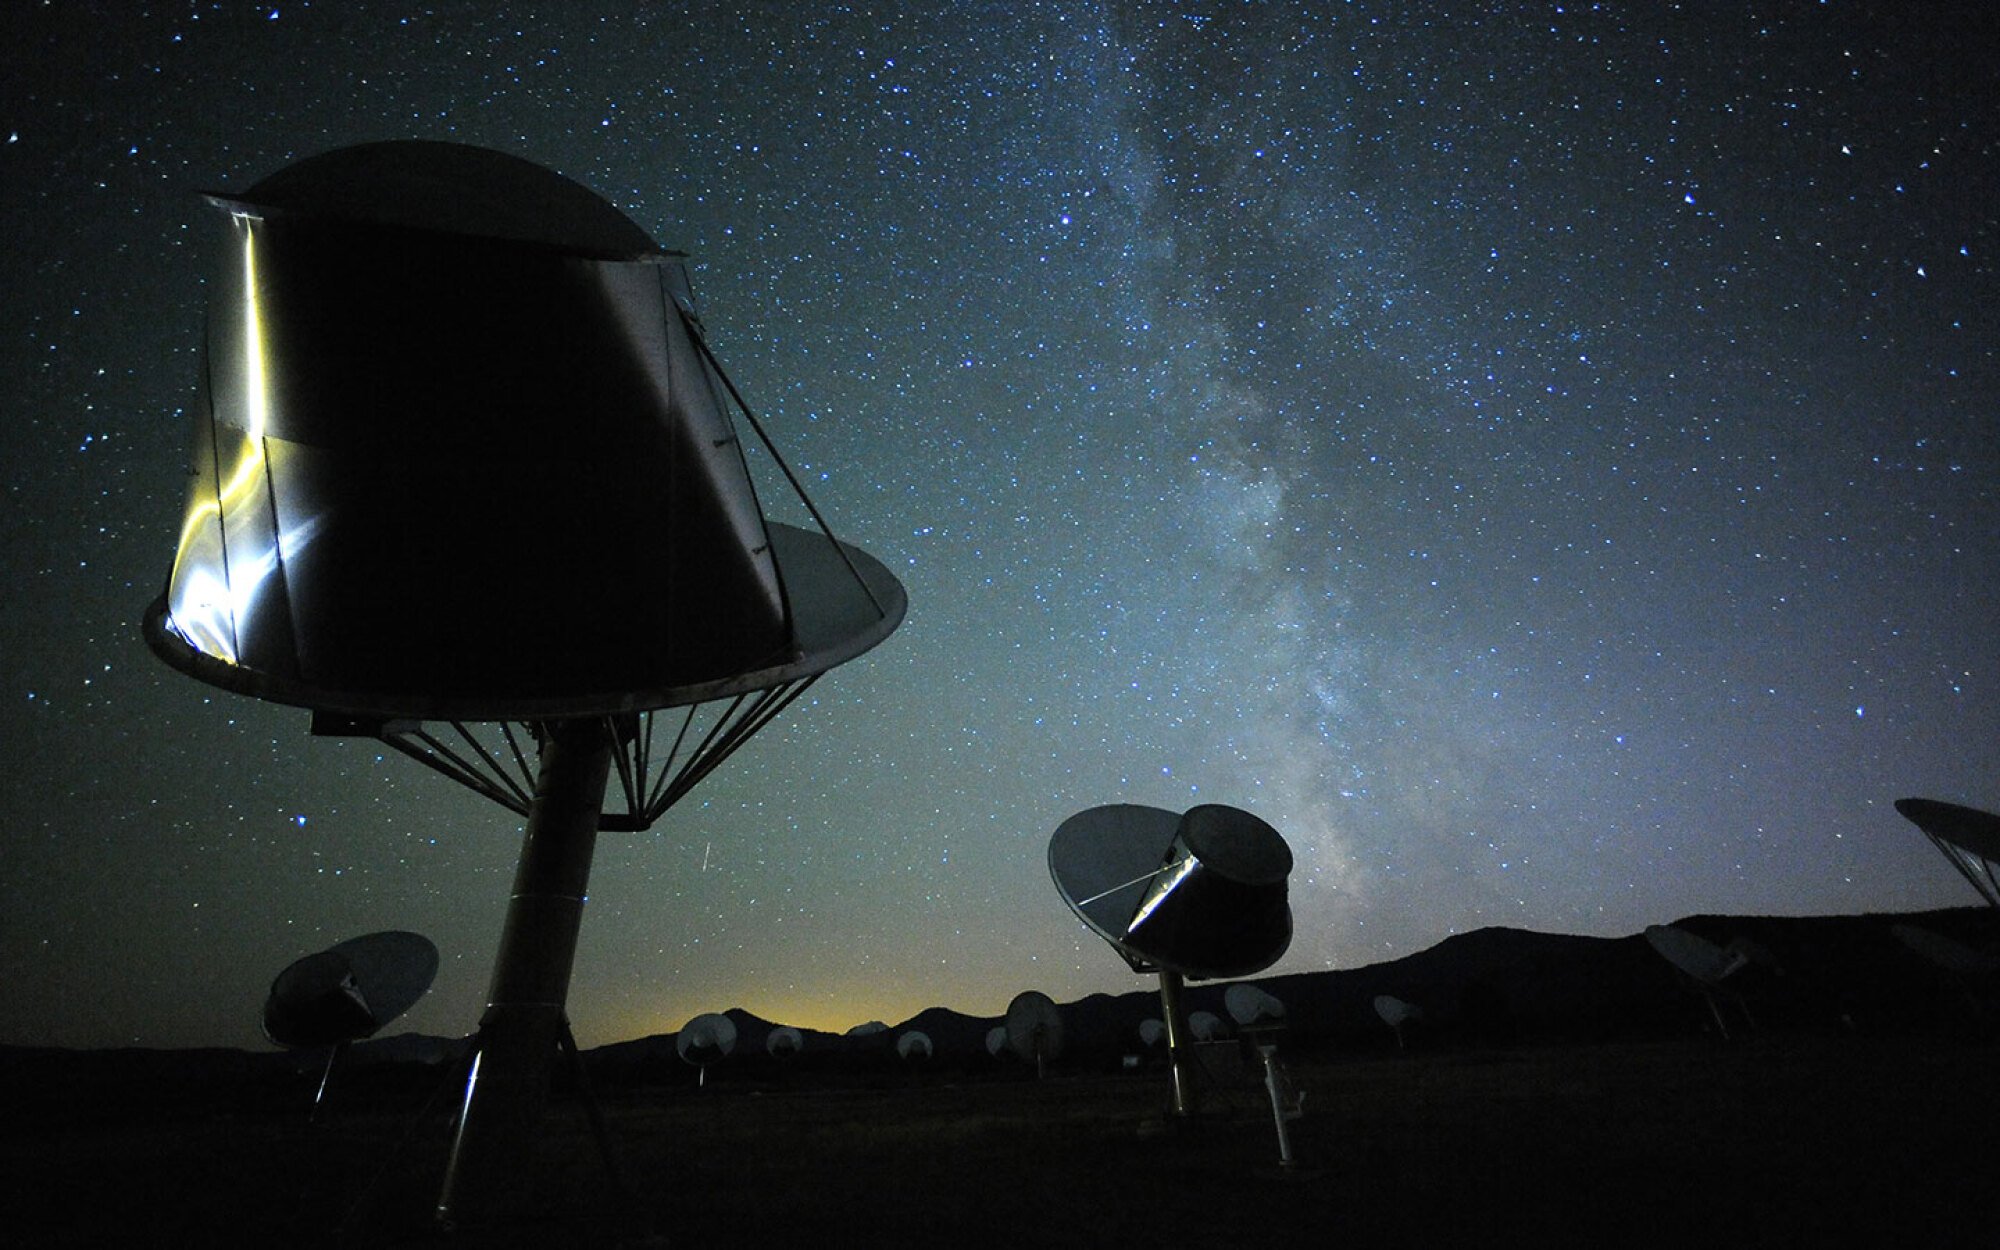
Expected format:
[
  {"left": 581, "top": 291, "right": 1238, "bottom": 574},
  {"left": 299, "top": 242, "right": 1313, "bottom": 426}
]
[
  {"left": 1157, "top": 968, "right": 1199, "bottom": 1118},
  {"left": 436, "top": 718, "right": 613, "bottom": 1228}
]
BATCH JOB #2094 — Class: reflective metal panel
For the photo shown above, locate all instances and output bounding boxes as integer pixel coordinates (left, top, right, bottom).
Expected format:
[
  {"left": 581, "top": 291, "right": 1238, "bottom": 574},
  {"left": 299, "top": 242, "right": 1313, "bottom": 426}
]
[
  {"left": 145, "top": 142, "right": 902, "bottom": 720},
  {"left": 1049, "top": 802, "right": 1293, "bottom": 980}
]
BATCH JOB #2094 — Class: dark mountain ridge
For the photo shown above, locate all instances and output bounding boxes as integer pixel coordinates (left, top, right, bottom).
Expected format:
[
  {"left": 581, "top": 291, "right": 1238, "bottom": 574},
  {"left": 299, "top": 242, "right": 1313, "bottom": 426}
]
[{"left": 8, "top": 906, "right": 1993, "bottom": 1104}]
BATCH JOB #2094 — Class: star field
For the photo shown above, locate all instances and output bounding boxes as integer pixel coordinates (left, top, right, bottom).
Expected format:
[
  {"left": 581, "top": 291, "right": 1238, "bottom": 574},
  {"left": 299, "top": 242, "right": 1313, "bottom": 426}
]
[{"left": 2, "top": 2, "right": 1995, "bottom": 1050}]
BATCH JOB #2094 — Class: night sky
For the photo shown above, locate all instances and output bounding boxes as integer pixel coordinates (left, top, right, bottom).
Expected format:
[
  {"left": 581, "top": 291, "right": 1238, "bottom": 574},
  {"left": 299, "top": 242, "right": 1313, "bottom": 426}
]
[{"left": 4, "top": 2, "right": 1995, "bottom": 1052}]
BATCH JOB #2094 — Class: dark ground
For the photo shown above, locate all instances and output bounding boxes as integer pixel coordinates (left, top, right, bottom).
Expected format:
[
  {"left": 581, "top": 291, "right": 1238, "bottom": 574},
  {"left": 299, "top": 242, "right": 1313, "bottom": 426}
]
[{"left": 6, "top": 1033, "right": 1997, "bottom": 1247}]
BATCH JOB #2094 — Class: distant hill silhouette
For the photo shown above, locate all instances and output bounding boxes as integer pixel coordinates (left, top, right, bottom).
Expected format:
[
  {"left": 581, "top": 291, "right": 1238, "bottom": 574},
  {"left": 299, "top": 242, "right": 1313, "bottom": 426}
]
[
  {"left": 8, "top": 906, "right": 1994, "bottom": 1105},
  {"left": 583, "top": 905, "right": 1998, "bottom": 1085}
]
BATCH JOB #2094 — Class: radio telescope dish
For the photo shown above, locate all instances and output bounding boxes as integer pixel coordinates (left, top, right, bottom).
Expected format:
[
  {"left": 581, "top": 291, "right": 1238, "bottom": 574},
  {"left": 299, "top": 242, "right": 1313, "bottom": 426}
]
[
  {"left": 984, "top": 1026, "right": 1008, "bottom": 1058},
  {"left": 1373, "top": 994, "right": 1422, "bottom": 1049},
  {"left": 263, "top": 930, "right": 439, "bottom": 1049},
  {"left": 677, "top": 1013, "right": 739, "bottom": 1067},
  {"left": 143, "top": 140, "right": 906, "bottom": 722},
  {"left": 1224, "top": 984, "right": 1286, "bottom": 1029},
  {"left": 896, "top": 1031, "right": 934, "bottom": 1062},
  {"left": 1138, "top": 1018, "right": 1166, "bottom": 1049},
  {"left": 1049, "top": 804, "right": 1293, "bottom": 980},
  {"left": 1896, "top": 798, "right": 2000, "bottom": 908},
  {"left": 1645, "top": 925, "right": 1749, "bottom": 987},
  {"left": 677, "top": 1012, "right": 739, "bottom": 1065},
  {"left": 1645, "top": 924, "right": 1755, "bottom": 1039},
  {"left": 1188, "top": 1010, "right": 1227, "bottom": 1043},
  {"left": 1048, "top": 802, "right": 1293, "bottom": 1117},
  {"left": 1372, "top": 994, "right": 1419, "bottom": 1028},
  {"left": 1004, "top": 991, "right": 1065, "bottom": 1074},
  {"left": 140, "top": 141, "right": 906, "bottom": 1227},
  {"left": 1891, "top": 923, "right": 2000, "bottom": 978},
  {"left": 765, "top": 1026, "right": 805, "bottom": 1060}
]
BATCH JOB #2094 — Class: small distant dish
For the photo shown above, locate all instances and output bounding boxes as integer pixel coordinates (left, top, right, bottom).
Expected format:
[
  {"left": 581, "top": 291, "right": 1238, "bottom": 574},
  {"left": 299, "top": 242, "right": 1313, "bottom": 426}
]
[
  {"left": 1645, "top": 924, "right": 1755, "bottom": 1039},
  {"left": 263, "top": 930, "right": 439, "bottom": 1049},
  {"left": 1644, "top": 924, "right": 1749, "bottom": 987},
  {"left": 1187, "top": 1010, "right": 1227, "bottom": 1043},
  {"left": 676, "top": 1013, "right": 738, "bottom": 1067},
  {"left": 1137, "top": 1018, "right": 1166, "bottom": 1048},
  {"left": 1373, "top": 994, "right": 1422, "bottom": 1049},
  {"left": 1372, "top": 994, "right": 1420, "bottom": 1029},
  {"left": 1896, "top": 797, "right": 2000, "bottom": 908},
  {"left": 896, "top": 1031, "right": 934, "bottom": 1062},
  {"left": 1224, "top": 983, "right": 1286, "bottom": 1028},
  {"left": 766, "top": 1026, "right": 804, "bottom": 1060},
  {"left": 984, "top": 1025, "right": 1008, "bottom": 1058},
  {"left": 1891, "top": 923, "right": 2000, "bottom": 977},
  {"left": 1004, "top": 991, "right": 1065, "bottom": 1069}
]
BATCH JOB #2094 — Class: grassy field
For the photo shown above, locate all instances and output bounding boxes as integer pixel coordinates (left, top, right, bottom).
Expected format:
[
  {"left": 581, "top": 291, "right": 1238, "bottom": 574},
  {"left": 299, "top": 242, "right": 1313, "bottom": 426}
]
[{"left": 7, "top": 1033, "right": 1995, "bottom": 1246}]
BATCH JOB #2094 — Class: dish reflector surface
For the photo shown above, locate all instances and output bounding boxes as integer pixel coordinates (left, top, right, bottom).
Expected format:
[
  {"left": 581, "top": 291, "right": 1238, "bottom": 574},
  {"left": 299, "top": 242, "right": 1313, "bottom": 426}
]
[
  {"left": 1225, "top": 983, "right": 1286, "bottom": 1027},
  {"left": 263, "top": 930, "right": 438, "bottom": 1048},
  {"left": 676, "top": 1012, "right": 738, "bottom": 1065},
  {"left": 1003, "top": 991, "right": 1065, "bottom": 1063},
  {"left": 1049, "top": 803, "right": 1293, "bottom": 979},
  {"left": 1644, "top": 924, "right": 1748, "bottom": 986},
  {"left": 145, "top": 140, "right": 905, "bottom": 721}
]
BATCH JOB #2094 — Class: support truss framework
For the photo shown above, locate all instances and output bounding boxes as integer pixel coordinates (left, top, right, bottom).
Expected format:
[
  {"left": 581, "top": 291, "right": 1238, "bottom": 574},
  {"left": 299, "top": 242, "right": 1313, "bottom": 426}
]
[{"left": 349, "top": 675, "right": 822, "bottom": 833}]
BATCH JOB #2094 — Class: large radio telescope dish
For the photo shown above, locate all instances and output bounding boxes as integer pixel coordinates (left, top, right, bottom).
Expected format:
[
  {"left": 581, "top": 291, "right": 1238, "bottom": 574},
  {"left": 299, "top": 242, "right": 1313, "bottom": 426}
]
[
  {"left": 1049, "top": 803, "right": 1293, "bottom": 980},
  {"left": 766, "top": 1026, "right": 805, "bottom": 1060},
  {"left": 140, "top": 141, "right": 906, "bottom": 1228},
  {"left": 263, "top": 930, "right": 439, "bottom": 1049},
  {"left": 1048, "top": 802, "right": 1293, "bottom": 1118},
  {"left": 143, "top": 140, "right": 905, "bottom": 725},
  {"left": 1896, "top": 797, "right": 2000, "bottom": 908}
]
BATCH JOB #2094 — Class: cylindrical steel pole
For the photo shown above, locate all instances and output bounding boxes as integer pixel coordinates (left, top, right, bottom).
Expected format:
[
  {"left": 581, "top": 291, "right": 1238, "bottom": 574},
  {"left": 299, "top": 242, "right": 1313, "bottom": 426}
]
[
  {"left": 1157, "top": 968, "right": 1199, "bottom": 1117},
  {"left": 437, "top": 717, "right": 613, "bottom": 1228}
]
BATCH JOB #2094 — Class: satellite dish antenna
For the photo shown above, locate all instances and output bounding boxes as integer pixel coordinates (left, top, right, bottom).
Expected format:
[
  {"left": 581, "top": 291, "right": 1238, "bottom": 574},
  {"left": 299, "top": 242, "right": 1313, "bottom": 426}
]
[
  {"left": 1048, "top": 803, "right": 1293, "bottom": 1117},
  {"left": 1645, "top": 924, "right": 1754, "bottom": 1039},
  {"left": 1890, "top": 923, "right": 2000, "bottom": 978},
  {"left": 1004, "top": 991, "right": 1065, "bottom": 1079},
  {"left": 1372, "top": 994, "right": 1422, "bottom": 1050},
  {"left": 139, "top": 141, "right": 905, "bottom": 1227},
  {"left": 1137, "top": 1018, "right": 1166, "bottom": 1049},
  {"left": 677, "top": 1013, "right": 738, "bottom": 1087},
  {"left": 984, "top": 1025, "right": 1008, "bottom": 1059},
  {"left": 1895, "top": 798, "right": 2000, "bottom": 908},
  {"left": 765, "top": 1026, "right": 805, "bottom": 1060},
  {"left": 1187, "top": 1010, "right": 1227, "bottom": 1043},
  {"left": 896, "top": 1031, "right": 934, "bottom": 1062},
  {"left": 1224, "top": 984, "right": 1286, "bottom": 1029},
  {"left": 263, "top": 930, "right": 439, "bottom": 1113}
]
